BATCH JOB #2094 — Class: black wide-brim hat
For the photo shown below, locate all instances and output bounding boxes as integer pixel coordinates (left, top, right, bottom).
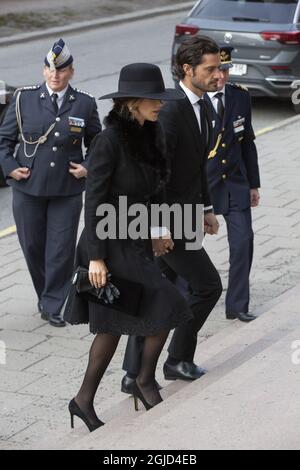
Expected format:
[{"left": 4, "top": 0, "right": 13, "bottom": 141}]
[{"left": 99, "top": 63, "right": 185, "bottom": 101}]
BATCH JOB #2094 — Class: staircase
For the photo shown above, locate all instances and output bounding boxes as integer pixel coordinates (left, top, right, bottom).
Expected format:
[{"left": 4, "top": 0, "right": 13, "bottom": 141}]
[{"left": 35, "top": 283, "right": 300, "bottom": 450}]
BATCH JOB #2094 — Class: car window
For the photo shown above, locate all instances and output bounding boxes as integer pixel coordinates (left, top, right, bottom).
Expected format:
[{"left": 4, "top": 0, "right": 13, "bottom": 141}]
[{"left": 192, "top": 0, "right": 298, "bottom": 24}]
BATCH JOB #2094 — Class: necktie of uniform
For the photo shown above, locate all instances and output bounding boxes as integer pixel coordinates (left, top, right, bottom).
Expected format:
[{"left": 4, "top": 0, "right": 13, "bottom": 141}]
[
  {"left": 51, "top": 93, "right": 59, "bottom": 114},
  {"left": 198, "top": 99, "right": 207, "bottom": 145},
  {"left": 215, "top": 92, "right": 224, "bottom": 121}
]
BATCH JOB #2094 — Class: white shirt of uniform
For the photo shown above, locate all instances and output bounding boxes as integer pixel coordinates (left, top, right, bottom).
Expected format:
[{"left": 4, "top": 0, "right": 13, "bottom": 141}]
[
  {"left": 46, "top": 83, "right": 69, "bottom": 109},
  {"left": 207, "top": 86, "right": 226, "bottom": 114}
]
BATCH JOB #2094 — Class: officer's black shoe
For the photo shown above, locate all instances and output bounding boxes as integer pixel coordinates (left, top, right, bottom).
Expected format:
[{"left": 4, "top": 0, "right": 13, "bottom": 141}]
[
  {"left": 40, "top": 311, "right": 49, "bottom": 321},
  {"left": 163, "top": 361, "right": 207, "bottom": 381},
  {"left": 49, "top": 315, "right": 66, "bottom": 327},
  {"left": 121, "top": 374, "right": 162, "bottom": 395},
  {"left": 38, "top": 302, "right": 49, "bottom": 321},
  {"left": 226, "top": 312, "right": 256, "bottom": 322}
]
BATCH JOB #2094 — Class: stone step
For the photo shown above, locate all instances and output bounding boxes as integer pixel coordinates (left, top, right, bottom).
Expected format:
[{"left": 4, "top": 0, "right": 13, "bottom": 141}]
[
  {"left": 33, "top": 315, "right": 237, "bottom": 449},
  {"left": 65, "top": 285, "right": 300, "bottom": 450},
  {"left": 35, "top": 283, "right": 299, "bottom": 450},
  {"left": 193, "top": 281, "right": 298, "bottom": 362},
  {"left": 69, "top": 313, "right": 300, "bottom": 450},
  {"left": 34, "top": 322, "right": 242, "bottom": 449},
  {"left": 98, "top": 327, "right": 300, "bottom": 450}
]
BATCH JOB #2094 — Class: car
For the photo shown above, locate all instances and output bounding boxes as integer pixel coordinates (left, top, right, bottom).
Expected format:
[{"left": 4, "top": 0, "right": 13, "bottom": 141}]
[
  {"left": 171, "top": 0, "right": 300, "bottom": 112},
  {"left": 0, "top": 81, "right": 16, "bottom": 187}
]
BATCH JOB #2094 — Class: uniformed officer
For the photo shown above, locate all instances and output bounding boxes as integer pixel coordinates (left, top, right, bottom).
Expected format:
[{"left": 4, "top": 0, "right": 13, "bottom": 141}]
[
  {"left": 0, "top": 82, "right": 16, "bottom": 187},
  {"left": 0, "top": 39, "right": 101, "bottom": 327},
  {"left": 205, "top": 45, "right": 261, "bottom": 322}
]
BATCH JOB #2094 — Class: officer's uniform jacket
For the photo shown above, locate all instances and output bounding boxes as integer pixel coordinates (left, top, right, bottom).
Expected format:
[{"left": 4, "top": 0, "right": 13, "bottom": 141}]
[
  {"left": 0, "top": 83, "right": 101, "bottom": 197},
  {"left": 204, "top": 83, "right": 260, "bottom": 215}
]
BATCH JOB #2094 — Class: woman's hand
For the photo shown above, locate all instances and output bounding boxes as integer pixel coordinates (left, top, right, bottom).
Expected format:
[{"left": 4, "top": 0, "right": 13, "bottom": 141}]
[{"left": 89, "top": 259, "right": 108, "bottom": 289}]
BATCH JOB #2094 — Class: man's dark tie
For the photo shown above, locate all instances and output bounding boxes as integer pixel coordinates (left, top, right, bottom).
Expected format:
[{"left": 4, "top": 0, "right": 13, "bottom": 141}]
[
  {"left": 198, "top": 99, "right": 207, "bottom": 145},
  {"left": 215, "top": 92, "right": 224, "bottom": 121},
  {"left": 51, "top": 93, "right": 59, "bottom": 114}
]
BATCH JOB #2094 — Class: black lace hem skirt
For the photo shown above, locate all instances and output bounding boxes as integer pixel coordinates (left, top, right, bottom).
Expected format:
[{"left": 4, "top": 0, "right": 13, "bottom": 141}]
[{"left": 63, "top": 231, "right": 193, "bottom": 336}]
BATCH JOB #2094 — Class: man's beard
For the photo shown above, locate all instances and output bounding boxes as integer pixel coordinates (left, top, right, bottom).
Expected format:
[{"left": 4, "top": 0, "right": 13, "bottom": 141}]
[{"left": 191, "top": 78, "right": 218, "bottom": 93}]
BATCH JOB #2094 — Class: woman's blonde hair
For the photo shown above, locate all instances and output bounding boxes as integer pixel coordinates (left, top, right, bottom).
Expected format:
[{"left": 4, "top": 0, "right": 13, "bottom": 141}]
[{"left": 112, "top": 97, "right": 141, "bottom": 120}]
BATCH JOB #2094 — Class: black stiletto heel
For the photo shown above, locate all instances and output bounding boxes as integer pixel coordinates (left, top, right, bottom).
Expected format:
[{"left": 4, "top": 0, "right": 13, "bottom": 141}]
[
  {"left": 132, "top": 381, "right": 163, "bottom": 411},
  {"left": 70, "top": 412, "right": 74, "bottom": 429},
  {"left": 134, "top": 395, "right": 139, "bottom": 411},
  {"left": 68, "top": 398, "right": 104, "bottom": 432}
]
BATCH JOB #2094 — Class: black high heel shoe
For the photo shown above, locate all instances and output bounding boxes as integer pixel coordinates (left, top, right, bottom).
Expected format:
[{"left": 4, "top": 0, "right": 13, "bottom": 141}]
[
  {"left": 68, "top": 398, "right": 104, "bottom": 432},
  {"left": 132, "top": 381, "right": 163, "bottom": 411}
]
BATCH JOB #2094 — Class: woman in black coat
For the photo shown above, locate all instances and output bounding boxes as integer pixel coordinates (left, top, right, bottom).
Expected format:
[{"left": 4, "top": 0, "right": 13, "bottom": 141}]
[{"left": 64, "top": 63, "right": 193, "bottom": 431}]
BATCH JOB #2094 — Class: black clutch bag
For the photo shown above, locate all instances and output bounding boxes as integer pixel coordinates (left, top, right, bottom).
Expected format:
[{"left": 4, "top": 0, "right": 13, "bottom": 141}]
[{"left": 72, "top": 266, "right": 143, "bottom": 317}]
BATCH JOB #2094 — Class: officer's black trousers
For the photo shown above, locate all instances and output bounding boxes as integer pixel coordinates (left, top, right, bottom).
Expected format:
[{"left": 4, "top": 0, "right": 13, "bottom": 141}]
[
  {"left": 12, "top": 189, "right": 82, "bottom": 317},
  {"left": 224, "top": 194, "right": 254, "bottom": 314},
  {"left": 123, "top": 244, "right": 222, "bottom": 375}
]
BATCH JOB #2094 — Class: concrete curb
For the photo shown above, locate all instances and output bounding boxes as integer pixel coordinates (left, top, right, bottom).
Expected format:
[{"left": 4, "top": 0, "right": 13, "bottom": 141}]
[
  {"left": 255, "top": 112, "right": 300, "bottom": 137},
  {"left": 0, "top": 2, "right": 195, "bottom": 47},
  {"left": 0, "top": 225, "right": 16, "bottom": 239}
]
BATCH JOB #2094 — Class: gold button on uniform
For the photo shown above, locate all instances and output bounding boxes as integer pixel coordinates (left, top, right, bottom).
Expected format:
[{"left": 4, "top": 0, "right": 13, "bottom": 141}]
[
  {"left": 222, "top": 174, "right": 227, "bottom": 180},
  {"left": 222, "top": 143, "right": 226, "bottom": 148},
  {"left": 222, "top": 159, "right": 227, "bottom": 164}
]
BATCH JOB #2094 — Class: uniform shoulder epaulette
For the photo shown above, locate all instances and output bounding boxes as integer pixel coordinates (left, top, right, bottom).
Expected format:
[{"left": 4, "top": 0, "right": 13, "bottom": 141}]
[
  {"left": 14, "top": 85, "right": 41, "bottom": 96},
  {"left": 228, "top": 82, "right": 248, "bottom": 92},
  {"left": 74, "top": 88, "right": 94, "bottom": 98}
]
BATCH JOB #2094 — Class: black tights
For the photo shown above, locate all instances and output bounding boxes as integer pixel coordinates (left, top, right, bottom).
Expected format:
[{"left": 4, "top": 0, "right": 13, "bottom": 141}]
[{"left": 75, "top": 330, "right": 169, "bottom": 424}]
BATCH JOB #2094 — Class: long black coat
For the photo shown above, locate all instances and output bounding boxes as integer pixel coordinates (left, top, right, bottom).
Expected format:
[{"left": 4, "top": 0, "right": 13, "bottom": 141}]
[{"left": 64, "top": 111, "right": 193, "bottom": 335}]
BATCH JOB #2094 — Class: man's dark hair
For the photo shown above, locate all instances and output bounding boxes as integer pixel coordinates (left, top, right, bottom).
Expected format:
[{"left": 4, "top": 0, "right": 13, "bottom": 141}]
[{"left": 175, "top": 35, "right": 220, "bottom": 80}]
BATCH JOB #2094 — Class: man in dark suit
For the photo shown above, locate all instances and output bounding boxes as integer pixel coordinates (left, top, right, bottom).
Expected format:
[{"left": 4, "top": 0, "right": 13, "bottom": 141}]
[
  {"left": 122, "top": 36, "right": 223, "bottom": 390},
  {"left": 0, "top": 39, "right": 101, "bottom": 326},
  {"left": 205, "top": 45, "right": 261, "bottom": 322}
]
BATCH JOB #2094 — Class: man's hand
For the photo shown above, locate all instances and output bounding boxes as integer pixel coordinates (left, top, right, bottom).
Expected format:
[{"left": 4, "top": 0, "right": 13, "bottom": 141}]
[
  {"left": 152, "top": 236, "right": 174, "bottom": 257},
  {"left": 204, "top": 213, "right": 219, "bottom": 235},
  {"left": 69, "top": 162, "right": 87, "bottom": 179},
  {"left": 9, "top": 168, "right": 31, "bottom": 181},
  {"left": 250, "top": 189, "right": 260, "bottom": 207}
]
